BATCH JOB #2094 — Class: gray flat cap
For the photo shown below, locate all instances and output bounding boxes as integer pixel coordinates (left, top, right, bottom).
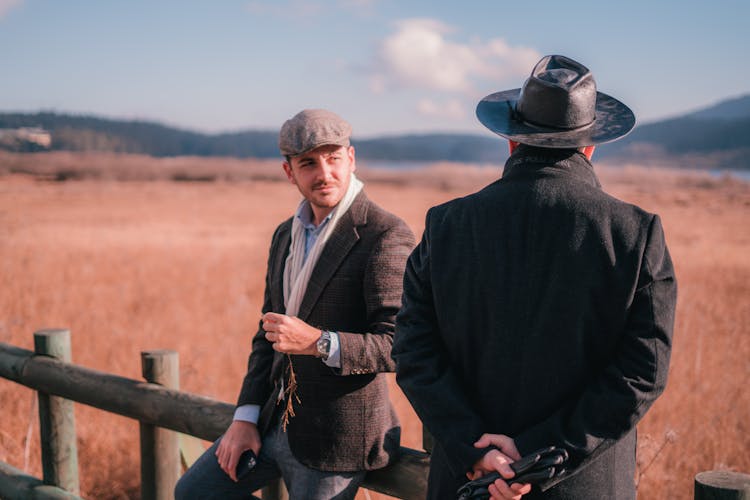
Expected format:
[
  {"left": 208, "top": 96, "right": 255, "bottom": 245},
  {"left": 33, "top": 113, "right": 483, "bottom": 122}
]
[{"left": 279, "top": 109, "right": 352, "bottom": 156}]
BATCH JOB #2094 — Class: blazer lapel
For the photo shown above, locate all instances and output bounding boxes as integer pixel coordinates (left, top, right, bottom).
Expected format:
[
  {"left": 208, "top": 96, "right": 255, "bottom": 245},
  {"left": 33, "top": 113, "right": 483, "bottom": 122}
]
[
  {"left": 296, "top": 192, "right": 368, "bottom": 321},
  {"left": 271, "top": 220, "right": 292, "bottom": 313}
]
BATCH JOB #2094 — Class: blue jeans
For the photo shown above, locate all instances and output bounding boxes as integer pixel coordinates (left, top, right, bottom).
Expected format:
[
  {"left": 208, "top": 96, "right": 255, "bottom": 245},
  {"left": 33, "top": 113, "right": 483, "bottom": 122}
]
[{"left": 174, "top": 420, "right": 366, "bottom": 500}]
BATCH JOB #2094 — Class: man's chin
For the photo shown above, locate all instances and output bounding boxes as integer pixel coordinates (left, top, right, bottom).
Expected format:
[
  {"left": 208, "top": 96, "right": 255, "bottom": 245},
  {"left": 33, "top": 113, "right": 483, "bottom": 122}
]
[{"left": 312, "top": 194, "right": 342, "bottom": 208}]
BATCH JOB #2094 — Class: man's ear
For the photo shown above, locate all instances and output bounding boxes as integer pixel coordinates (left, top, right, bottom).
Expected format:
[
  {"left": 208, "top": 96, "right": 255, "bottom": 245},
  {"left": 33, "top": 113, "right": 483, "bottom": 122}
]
[
  {"left": 282, "top": 161, "right": 295, "bottom": 184},
  {"left": 348, "top": 145, "right": 356, "bottom": 171}
]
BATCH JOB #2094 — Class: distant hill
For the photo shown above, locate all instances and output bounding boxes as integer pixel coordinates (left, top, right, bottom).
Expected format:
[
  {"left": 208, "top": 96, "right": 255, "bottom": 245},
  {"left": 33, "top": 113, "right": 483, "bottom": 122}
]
[
  {"left": 0, "top": 111, "right": 502, "bottom": 163},
  {"left": 0, "top": 112, "right": 279, "bottom": 157},
  {"left": 1, "top": 94, "right": 749, "bottom": 169},
  {"left": 597, "top": 94, "right": 750, "bottom": 169},
  {"left": 685, "top": 94, "right": 750, "bottom": 120},
  {"left": 356, "top": 133, "right": 500, "bottom": 163}
]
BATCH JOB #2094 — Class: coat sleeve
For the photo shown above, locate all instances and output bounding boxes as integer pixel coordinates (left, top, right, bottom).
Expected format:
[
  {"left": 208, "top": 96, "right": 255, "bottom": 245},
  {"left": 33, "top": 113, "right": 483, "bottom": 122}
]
[
  {"left": 236, "top": 225, "right": 283, "bottom": 407},
  {"left": 336, "top": 220, "right": 415, "bottom": 376},
  {"left": 514, "top": 214, "right": 677, "bottom": 489},
  {"left": 392, "top": 208, "right": 492, "bottom": 477}
]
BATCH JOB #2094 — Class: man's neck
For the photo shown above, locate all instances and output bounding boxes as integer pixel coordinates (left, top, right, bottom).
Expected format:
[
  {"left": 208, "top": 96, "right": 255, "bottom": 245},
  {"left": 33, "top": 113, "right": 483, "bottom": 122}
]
[{"left": 310, "top": 205, "right": 335, "bottom": 227}]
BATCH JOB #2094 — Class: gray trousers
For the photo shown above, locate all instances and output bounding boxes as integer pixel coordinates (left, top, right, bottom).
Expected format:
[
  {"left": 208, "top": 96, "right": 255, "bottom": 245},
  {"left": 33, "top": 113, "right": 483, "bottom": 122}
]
[{"left": 174, "top": 419, "right": 366, "bottom": 500}]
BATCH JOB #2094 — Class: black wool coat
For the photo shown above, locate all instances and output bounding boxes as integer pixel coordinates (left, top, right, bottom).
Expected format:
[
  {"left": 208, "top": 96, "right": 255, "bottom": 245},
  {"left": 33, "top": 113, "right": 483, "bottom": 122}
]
[
  {"left": 237, "top": 190, "right": 415, "bottom": 472},
  {"left": 393, "top": 146, "right": 677, "bottom": 499}
]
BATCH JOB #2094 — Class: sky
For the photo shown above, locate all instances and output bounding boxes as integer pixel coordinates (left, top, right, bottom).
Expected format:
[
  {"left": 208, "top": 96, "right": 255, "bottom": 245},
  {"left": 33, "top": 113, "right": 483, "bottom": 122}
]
[{"left": 1, "top": 0, "right": 748, "bottom": 138}]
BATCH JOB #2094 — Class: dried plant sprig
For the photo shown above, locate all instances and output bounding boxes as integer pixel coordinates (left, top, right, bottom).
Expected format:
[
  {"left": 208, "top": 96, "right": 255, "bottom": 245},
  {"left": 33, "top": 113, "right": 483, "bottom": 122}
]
[
  {"left": 636, "top": 428, "right": 678, "bottom": 487},
  {"left": 279, "top": 354, "right": 301, "bottom": 431}
]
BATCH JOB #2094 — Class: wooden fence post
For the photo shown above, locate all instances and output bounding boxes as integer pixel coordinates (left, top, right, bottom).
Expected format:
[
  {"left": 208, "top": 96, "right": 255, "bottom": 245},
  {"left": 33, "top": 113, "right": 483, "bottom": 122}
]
[
  {"left": 140, "top": 350, "right": 180, "bottom": 500},
  {"left": 262, "top": 479, "right": 289, "bottom": 500},
  {"left": 34, "top": 329, "right": 80, "bottom": 495},
  {"left": 695, "top": 471, "right": 750, "bottom": 499}
]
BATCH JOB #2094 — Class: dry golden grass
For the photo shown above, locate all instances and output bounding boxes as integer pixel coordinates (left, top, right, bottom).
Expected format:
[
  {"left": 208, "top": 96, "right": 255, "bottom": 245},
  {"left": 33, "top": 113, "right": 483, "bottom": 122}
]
[{"left": 0, "top": 152, "right": 748, "bottom": 499}]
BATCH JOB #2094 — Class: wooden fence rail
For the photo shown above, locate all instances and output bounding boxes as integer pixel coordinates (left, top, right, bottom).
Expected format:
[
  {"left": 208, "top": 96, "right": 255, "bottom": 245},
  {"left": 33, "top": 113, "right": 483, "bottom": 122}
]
[
  {"left": 0, "top": 331, "right": 429, "bottom": 499},
  {"left": 1, "top": 330, "right": 748, "bottom": 499}
]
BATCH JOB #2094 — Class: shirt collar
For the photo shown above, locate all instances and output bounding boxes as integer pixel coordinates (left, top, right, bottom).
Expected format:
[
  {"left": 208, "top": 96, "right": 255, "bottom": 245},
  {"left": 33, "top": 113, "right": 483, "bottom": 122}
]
[{"left": 295, "top": 200, "right": 333, "bottom": 231}]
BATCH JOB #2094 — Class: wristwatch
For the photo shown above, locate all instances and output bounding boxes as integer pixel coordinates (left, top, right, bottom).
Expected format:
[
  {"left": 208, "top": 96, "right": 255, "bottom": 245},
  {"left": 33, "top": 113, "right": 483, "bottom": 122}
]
[{"left": 316, "top": 330, "right": 332, "bottom": 361}]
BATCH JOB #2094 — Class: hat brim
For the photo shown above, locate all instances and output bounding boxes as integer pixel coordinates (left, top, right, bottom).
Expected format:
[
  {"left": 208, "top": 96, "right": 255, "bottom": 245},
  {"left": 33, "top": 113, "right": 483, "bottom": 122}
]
[{"left": 476, "top": 89, "right": 636, "bottom": 148}]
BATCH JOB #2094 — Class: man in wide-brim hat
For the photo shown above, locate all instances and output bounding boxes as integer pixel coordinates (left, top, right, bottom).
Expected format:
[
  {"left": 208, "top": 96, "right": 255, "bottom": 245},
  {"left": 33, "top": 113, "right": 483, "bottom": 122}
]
[{"left": 393, "top": 55, "right": 677, "bottom": 499}]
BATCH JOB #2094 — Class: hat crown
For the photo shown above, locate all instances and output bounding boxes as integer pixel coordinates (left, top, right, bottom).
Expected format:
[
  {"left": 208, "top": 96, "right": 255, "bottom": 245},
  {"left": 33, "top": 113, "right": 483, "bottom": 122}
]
[
  {"left": 279, "top": 109, "right": 352, "bottom": 157},
  {"left": 516, "top": 55, "right": 597, "bottom": 131}
]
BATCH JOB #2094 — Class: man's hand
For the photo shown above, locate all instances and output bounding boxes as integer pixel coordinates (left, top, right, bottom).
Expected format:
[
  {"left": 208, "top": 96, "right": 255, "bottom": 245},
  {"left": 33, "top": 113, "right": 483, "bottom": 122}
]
[
  {"left": 262, "top": 312, "right": 321, "bottom": 355},
  {"left": 469, "top": 433, "right": 531, "bottom": 500},
  {"left": 215, "top": 420, "right": 261, "bottom": 482}
]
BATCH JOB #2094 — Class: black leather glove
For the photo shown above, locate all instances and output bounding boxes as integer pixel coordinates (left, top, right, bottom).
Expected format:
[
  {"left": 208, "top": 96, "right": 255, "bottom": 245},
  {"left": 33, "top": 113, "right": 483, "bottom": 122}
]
[{"left": 456, "top": 446, "right": 568, "bottom": 499}]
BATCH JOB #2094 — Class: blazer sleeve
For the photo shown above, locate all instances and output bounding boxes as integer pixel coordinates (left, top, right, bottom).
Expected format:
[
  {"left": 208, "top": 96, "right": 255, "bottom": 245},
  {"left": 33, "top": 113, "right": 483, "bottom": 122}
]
[
  {"left": 514, "top": 214, "right": 677, "bottom": 489},
  {"left": 336, "top": 219, "right": 415, "bottom": 376},
  {"left": 236, "top": 225, "right": 283, "bottom": 407},
  {"left": 392, "top": 208, "right": 492, "bottom": 477}
]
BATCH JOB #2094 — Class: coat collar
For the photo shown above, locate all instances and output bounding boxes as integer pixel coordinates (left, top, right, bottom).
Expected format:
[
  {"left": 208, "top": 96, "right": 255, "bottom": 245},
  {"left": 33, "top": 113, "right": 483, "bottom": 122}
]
[
  {"left": 501, "top": 144, "right": 602, "bottom": 189},
  {"left": 272, "top": 190, "right": 369, "bottom": 321}
]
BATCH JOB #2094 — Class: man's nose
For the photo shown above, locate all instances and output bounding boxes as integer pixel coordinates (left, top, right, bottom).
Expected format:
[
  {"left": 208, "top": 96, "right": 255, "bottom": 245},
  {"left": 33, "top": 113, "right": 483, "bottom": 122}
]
[{"left": 318, "top": 161, "right": 334, "bottom": 181}]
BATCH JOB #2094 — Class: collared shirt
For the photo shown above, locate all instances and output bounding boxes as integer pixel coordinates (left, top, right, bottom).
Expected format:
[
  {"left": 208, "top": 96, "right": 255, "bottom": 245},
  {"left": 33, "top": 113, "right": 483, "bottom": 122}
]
[
  {"left": 298, "top": 201, "right": 332, "bottom": 257},
  {"left": 234, "top": 201, "right": 342, "bottom": 424}
]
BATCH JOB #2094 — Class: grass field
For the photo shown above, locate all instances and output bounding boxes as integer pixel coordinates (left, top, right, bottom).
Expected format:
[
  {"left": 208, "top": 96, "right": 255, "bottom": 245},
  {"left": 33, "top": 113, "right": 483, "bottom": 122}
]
[{"left": 0, "top": 152, "right": 748, "bottom": 499}]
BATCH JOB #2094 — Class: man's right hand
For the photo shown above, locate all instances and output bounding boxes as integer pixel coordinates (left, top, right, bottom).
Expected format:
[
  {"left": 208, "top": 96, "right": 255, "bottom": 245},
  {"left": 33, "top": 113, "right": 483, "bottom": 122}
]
[
  {"left": 215, "top": 420, "right": 261, "bottom": 482},
  {"left": 469, "top": 434, "right": 531, "bottom": 500}
]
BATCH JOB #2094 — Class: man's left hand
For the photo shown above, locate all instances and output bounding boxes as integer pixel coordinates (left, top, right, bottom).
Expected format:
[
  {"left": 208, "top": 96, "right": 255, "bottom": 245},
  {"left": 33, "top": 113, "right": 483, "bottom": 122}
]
[{"left": 262, "top": 312, "right": 320, "bottom": 355}]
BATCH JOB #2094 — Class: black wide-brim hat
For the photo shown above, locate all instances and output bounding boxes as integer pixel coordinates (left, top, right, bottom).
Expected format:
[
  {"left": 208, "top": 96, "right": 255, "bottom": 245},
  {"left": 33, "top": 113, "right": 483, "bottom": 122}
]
[{"left": 476, "top": 55, "right": 636, "bottom": 148}]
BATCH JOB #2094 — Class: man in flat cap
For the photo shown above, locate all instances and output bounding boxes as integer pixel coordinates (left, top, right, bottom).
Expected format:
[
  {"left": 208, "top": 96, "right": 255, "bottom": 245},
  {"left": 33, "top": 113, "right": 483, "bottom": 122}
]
[
  {"left": 393, "top": 55, "right": 677, "bottom": 499},
  {"left": 176, "top": 109, "right": 414, "bottom": 499}
]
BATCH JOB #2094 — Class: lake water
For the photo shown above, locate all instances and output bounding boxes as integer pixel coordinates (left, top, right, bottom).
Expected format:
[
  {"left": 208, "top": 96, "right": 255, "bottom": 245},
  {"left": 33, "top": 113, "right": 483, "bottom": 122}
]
[
  {"left": 710, "top": 169, "right": 750, "bottom": 182},
  {"left": 359, "top": 160, "right": 443, "bottom": 170},
  {"left": 361, "top": 159, "right": 750, "bottom": 183}
]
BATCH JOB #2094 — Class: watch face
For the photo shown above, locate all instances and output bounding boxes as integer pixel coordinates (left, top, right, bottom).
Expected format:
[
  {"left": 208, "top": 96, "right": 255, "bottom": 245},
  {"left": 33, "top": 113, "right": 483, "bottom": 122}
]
[{"left": 317, "top": 332, "right": 331, "bottom": 357}]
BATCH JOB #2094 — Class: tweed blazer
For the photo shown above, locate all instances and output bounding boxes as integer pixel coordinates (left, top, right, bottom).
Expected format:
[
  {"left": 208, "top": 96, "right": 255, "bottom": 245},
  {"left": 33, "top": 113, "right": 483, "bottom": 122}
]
[
  {"left": 237, "top": 190, "right": 415, "bottom": 472},
  {"left": 393, "top": 146, "right": 677, "bottom": 499}
]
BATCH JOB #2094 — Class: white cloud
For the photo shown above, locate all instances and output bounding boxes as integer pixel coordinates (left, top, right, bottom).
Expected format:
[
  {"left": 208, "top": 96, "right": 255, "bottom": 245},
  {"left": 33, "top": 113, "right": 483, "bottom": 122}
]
[
  {"left": 377, "top": 19, "right": 479, "bottom": 93},
  {"left": 478, "top": 39, "right": 542, "bottom": 82},
  {"left": 416, "top": 98, "right": 466, "bottom": 120},
  {"left": 372, "top": 18, "right": 541, "bottom": 95},
  {"left": 0, "top": 0, "right": 23, "bottom": 19}
]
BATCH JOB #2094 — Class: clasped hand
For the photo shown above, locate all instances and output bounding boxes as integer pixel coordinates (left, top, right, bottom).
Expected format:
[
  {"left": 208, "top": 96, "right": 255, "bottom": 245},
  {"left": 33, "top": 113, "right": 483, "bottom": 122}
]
[
  {"left": 469, "top": 434, "right": 532, "bottom": 500},
  {"left": 262, "top": 312, "right": 320, "bottom": 356}
]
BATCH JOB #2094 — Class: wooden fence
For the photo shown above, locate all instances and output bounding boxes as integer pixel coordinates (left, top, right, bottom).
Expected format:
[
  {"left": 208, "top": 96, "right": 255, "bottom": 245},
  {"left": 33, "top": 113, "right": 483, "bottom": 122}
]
[
  {"left": 1, "top": 329, "right": 748, "bottom": 499},
  {"left": 0, "top": 329, "right": 428, "bottom": 499}
]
